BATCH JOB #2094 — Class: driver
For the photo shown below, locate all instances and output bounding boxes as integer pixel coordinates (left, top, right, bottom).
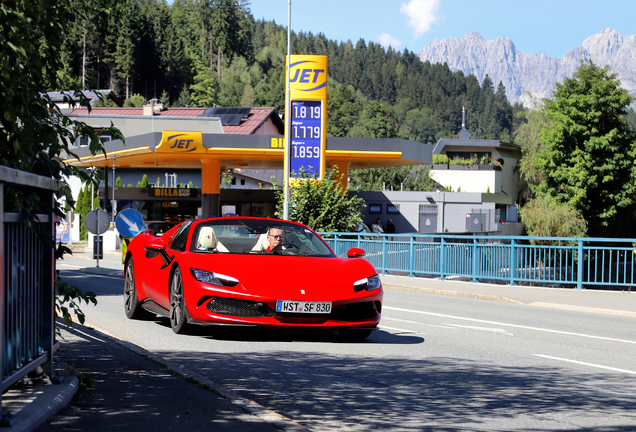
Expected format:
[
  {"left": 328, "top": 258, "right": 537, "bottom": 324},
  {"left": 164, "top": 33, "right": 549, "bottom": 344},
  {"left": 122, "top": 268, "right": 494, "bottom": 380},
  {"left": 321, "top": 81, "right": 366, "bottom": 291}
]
[
  {"left": 251, "top": 227, "right": 287, "bottom": 252},
  {"left": 264, "top": 228, "right": 284, "bottom": 252}
]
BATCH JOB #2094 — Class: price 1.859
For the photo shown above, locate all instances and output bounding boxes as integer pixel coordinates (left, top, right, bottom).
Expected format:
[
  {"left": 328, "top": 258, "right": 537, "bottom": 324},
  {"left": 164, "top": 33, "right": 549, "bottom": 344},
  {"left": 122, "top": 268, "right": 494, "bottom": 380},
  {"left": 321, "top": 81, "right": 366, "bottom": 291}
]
[{"left": 292, "top": 145, "right": 320, "bottom": 159}]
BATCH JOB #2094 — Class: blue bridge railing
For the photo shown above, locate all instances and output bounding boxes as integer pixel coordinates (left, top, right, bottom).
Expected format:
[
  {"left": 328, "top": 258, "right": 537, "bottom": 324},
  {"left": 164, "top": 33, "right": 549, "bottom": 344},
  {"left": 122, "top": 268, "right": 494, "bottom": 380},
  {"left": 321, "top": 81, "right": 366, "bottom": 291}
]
[
  {"left": 318, "top": 232, "right": 636, "bottom": 289},
  {"left": 1, "top": 166, "right": 57, "bottom": 418}
]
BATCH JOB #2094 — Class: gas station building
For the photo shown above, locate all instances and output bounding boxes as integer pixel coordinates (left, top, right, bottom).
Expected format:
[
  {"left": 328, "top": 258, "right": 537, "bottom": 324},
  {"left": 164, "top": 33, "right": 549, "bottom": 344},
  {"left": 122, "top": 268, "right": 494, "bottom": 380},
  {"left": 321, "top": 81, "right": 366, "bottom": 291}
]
[{"left": 63, "top": 104, "right": 432, "bottom": 227}]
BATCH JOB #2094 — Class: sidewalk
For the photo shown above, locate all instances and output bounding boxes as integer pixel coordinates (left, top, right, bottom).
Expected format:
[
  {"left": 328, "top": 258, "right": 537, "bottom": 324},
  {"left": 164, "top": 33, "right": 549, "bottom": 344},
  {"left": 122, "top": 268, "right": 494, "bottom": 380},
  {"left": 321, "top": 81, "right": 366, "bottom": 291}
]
[
  {"left": 379, "top": 274, "right": 636, "bottom": 317},
  {"left": 4, "top": 249, "right": 305, "bottom": 432},
  {"left": 4, "top": 248, "right": 635, "bottom": 431}
]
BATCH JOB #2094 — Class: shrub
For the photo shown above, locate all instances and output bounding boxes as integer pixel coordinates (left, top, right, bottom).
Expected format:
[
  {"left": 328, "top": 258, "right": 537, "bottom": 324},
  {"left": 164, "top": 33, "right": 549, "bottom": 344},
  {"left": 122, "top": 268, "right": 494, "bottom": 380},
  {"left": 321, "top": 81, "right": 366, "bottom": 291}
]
[{"left": 519, "top": 196, "right": 587, "bottom": 244}]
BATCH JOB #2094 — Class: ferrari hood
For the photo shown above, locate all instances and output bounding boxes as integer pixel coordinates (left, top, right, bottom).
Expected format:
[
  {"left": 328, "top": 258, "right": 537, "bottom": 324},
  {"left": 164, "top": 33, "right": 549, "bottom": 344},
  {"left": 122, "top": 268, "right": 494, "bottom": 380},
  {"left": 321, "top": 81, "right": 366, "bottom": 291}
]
[{"left": 184, "top": 253, "right": 378, "bottom": 301}]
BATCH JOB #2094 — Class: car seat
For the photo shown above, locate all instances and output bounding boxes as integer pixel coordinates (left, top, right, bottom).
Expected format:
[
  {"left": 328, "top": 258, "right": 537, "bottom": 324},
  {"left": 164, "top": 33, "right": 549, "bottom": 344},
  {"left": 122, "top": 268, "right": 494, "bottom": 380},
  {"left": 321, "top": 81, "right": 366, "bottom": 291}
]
[
  {"left": 251, "top": 233, "right": 270, "bottom": 251},
  {"left": 197, "top": 227, "right": 229, "bottom": 252}
]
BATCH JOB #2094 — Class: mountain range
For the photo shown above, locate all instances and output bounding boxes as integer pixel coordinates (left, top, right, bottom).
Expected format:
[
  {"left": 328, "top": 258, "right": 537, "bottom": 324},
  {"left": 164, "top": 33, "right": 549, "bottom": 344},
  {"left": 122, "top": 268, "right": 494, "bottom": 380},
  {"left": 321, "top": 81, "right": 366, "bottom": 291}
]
[{"left": 418, "top": 28, "right": 636, "bottom": 105}]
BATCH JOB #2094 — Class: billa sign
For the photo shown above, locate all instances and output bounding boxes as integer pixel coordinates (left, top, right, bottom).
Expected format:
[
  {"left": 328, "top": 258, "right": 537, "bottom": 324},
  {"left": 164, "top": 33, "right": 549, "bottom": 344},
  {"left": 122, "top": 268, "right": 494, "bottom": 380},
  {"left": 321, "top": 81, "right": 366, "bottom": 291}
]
[{"left": 149, "top": 187, "right": 199, "bottom": 198}]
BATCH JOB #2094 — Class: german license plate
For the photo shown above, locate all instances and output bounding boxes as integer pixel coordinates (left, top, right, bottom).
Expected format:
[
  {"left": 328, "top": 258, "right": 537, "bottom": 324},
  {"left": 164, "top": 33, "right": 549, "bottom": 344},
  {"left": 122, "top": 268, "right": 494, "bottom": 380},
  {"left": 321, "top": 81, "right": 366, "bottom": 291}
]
[{"left": 276, "top": 300, "right": 332, "bottom": 314}]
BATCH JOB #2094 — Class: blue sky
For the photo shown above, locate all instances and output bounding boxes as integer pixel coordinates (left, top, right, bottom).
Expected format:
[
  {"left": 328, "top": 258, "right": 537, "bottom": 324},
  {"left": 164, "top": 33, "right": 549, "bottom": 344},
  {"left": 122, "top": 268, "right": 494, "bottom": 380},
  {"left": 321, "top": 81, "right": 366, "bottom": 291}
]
[{"left": 248, "top": 0, "right": 635, "bottom": 58}]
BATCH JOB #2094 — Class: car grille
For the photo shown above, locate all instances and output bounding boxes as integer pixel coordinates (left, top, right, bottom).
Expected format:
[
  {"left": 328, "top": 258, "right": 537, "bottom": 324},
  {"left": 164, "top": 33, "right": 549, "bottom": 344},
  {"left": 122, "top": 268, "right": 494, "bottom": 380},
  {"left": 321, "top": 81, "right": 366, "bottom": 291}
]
[
  {"left": 330, "top": 301, "right": 378, "bottom": 321},
  {"left": 206, "top": 297, "right": 276, "bottom": 318}
]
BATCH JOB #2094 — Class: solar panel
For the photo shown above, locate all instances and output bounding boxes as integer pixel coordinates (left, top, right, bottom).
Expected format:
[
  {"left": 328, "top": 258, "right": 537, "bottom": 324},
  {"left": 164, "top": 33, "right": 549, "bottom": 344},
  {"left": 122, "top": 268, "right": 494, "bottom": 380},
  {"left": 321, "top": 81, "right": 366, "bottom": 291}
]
[
  {"left": 226, "top": 114, "right": 244, "bottom": 126},
  {"left": 199, "top": 107, "right": 252, "bottom": 120}
]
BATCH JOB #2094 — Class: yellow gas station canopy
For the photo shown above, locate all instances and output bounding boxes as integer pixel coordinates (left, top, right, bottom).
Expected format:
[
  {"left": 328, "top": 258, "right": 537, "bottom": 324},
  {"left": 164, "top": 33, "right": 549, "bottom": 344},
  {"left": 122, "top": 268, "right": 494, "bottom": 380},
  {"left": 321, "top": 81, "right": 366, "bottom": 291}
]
[{"left": 63, "top": 132, "right": 431, "bottom": 170}]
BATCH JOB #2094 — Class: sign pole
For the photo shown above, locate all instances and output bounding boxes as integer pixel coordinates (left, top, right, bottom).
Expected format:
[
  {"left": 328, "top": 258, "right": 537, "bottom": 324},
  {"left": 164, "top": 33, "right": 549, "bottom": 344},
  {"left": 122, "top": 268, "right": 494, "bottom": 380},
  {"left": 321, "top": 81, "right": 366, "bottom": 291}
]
[
  {"left": 111, "top": 156, "right": 116, "bottom": 225},
  {"left": 283, "top": 0, "right": 291, "bottom": 221},
  {"left": 95, "top": 214, "right": 100, "bottom": 268}
]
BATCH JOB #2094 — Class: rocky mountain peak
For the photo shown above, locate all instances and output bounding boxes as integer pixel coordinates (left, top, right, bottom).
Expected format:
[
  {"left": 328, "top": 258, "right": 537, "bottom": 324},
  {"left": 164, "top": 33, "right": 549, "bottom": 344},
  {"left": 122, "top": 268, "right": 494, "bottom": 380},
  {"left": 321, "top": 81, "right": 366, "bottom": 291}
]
[{"left": 418, "top": 29, "right": 636, "bottom": 105}]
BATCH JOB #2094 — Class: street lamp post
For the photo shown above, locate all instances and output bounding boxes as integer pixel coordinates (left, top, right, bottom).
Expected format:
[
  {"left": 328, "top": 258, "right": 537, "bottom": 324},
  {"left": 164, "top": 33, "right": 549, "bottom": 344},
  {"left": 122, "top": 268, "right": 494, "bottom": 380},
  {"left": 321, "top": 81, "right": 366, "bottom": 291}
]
[{"left": 283, "top": 0, "right": 292, "bottom": 220}]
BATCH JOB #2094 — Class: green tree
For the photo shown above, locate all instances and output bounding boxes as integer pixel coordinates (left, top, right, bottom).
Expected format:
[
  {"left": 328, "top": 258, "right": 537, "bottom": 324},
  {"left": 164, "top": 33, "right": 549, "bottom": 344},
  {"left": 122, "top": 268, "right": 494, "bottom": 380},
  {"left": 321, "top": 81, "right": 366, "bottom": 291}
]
[
  {"left": 77, "top": 187, "right": 87, "bottom": 241},
  {"left": 0, "top": 0, "right": 122, "bottom": 227},
  {"left": 275, "top": 168, "right": 364, "bottom": 232},
  {"left": 140, "top": 174, "right": 149, "bottom": 187},
  {"left": 0, "top": 0, "right": 126, "bottom": 328},
  {"left": 190, "top": 61, "right": 219, "bottom": 107},
  {"left": 326, "top": 80, "right": 364, "bottom": 138},
  {"left": 348, "top": 165, "right": 440, "bottom": 192},
  {"left": 519, "top": 196, "right": 587, "bottom": 243},
  {"left": 514, "top": 93, "right": 551, "bottom": 205},
  {"left": 349, "top": 100, "right": 399, "bottom": 138},
  {"left": 123, "top": 93, "right": 146, "bottom": 107},
  {"left": 534, "top": 61, "right": 636, "bottom": 238},
  {"left": 116, "top": 176, "right": 123, "bottom": 187},
  {"left": 625, "top": 108, "right": 636, "bottom": 132}
]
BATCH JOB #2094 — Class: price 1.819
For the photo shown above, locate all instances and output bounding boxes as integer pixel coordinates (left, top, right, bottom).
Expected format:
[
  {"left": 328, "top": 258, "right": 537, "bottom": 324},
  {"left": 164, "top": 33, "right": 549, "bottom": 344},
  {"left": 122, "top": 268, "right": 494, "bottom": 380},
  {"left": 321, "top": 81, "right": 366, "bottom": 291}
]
[{"left": 292, "top": 104, "right": 321, "bottom": 119}]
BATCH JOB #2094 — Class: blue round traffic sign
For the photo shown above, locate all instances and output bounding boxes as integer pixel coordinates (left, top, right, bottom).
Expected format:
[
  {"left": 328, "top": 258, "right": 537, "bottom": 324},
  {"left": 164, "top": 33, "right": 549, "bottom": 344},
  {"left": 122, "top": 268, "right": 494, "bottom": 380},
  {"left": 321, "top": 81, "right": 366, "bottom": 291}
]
[{"left": 115, "top": 209, "right": 144, "bottom": 238}]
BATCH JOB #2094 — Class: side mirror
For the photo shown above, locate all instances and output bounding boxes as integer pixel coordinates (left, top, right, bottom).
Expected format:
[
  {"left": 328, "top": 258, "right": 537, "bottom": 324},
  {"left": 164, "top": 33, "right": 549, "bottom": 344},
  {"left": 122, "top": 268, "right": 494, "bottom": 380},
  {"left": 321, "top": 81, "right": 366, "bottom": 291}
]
[
  {"left": 144, "top": 237, "right": 173, "bottom": 268},
  {"left": 347, "top": 247, "right": 366, "bottom": 258}
]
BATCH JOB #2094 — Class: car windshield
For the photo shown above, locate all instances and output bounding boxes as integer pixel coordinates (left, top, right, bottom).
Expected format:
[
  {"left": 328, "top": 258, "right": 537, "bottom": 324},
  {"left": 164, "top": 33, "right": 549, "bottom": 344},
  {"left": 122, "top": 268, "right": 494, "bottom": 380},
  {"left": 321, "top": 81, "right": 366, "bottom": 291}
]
[{"left": 190, "top": 219, "right": 335, "bottom": 257}]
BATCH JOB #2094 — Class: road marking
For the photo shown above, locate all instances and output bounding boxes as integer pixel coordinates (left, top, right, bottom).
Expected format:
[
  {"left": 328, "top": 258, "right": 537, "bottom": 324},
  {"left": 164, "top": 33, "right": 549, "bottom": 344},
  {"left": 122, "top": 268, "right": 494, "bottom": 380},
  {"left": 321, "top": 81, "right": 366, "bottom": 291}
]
[
  {"left": 443, "top": 323, "right": 514, "bottom": 336},
  {"left": 534, "top": 354, "right": 636, "bottom": 375},
  {"left": 380, "top": 325, "right": 424, "bottom": 334},
  {"left": 383, "top": 317, "right": 457, "bottom": 329},
  {"left": 384, "top": 306, "right": 636, "bottom": 345}
]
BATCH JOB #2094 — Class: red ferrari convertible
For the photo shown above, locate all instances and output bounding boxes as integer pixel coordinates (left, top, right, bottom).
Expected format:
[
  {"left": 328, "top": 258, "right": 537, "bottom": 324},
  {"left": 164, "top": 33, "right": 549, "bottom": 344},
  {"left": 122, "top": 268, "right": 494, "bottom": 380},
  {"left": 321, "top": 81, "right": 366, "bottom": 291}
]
[{"left": 123, "top": 217, "right": 383, "bottom": 339}]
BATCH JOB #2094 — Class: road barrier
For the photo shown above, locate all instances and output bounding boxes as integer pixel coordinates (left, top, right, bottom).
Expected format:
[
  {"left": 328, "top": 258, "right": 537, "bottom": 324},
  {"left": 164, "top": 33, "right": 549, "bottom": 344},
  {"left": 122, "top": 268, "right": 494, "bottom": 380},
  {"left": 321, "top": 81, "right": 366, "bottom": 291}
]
[{"left": 319, "top": 232, "right": 636, "bottom": 290}]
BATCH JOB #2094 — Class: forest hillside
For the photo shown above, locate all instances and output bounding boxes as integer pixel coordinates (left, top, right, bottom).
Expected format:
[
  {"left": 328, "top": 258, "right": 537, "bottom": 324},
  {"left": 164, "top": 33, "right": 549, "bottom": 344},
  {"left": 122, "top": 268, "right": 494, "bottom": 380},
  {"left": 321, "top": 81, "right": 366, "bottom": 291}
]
[{"left": 61, "top": 0, "right": 522, "bottom": 145}]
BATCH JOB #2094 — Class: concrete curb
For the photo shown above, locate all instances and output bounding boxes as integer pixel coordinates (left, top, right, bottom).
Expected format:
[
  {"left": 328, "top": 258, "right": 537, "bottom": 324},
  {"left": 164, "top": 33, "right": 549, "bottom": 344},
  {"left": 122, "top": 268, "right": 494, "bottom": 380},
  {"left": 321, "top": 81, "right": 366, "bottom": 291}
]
[
  {"left": 383, "top": 283, "right": 523, "bottom": 304},
  {"left": 4, "top": 367, "right": 79, "bottom": 432}
]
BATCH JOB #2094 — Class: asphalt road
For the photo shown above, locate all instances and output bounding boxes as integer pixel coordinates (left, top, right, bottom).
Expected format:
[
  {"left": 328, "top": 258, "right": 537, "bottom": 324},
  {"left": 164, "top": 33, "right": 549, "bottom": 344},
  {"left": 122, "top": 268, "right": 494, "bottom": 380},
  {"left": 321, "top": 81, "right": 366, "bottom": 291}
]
[{"left": 57, "top": 258, "right": 636, "bottom": 431}]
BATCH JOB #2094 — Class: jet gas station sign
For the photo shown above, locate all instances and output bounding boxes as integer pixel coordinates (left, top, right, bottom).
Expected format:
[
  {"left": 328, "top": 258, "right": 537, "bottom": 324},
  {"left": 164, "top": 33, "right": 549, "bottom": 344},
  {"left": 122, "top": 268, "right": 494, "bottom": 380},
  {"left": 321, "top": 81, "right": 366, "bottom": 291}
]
[{"left": 285, "top": 55, "right": 327, "bottom": 179}]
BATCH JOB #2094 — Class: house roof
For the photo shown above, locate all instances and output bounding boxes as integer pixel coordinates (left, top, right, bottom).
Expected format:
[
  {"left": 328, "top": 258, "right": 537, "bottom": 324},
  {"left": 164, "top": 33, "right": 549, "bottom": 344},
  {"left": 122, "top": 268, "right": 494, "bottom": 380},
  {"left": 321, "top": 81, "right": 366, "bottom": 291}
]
[
  {"left": 433, "top": 137, "right": 521, "bottom": 155},
  {"left": 68, "top": 106, "right": 284, "bottom": 135}
]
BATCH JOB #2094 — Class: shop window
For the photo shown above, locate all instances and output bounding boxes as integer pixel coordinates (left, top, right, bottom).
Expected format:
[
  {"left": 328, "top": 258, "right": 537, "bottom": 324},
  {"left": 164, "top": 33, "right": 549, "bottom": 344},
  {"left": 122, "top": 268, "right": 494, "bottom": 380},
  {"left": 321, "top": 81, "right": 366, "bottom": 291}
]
[
  {"left": 240, "top": 179, "right": 245, "bottom": 185},
  {"left": 369, "top": 204, "right": 382, "bottom": 214},
  {"left": 388, "top": 204, "right": 400, "bottom": 214}
]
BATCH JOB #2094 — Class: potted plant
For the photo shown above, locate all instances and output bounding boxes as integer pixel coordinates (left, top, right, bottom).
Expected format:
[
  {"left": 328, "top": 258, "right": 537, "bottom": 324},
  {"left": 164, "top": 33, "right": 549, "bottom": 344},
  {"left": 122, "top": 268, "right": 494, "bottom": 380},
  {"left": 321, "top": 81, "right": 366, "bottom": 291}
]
[{"left": 432, "top": 154, "right": 449, "bottom": 169}]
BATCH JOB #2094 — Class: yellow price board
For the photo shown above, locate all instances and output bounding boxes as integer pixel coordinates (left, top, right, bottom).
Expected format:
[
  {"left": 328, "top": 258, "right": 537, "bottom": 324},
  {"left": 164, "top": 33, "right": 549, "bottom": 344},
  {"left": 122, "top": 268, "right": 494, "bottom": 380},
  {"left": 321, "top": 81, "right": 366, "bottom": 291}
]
[{"left": 286, "top": 55, "right": 327, "bottom": 179}]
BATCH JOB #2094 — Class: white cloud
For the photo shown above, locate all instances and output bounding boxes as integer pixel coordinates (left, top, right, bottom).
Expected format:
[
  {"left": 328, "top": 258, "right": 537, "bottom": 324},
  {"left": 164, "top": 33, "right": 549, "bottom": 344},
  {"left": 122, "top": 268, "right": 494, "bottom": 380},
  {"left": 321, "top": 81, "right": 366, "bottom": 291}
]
[
  {"left": 377, "top": 33, "right": 403, "bottom": 50},
  {"left": 400, "top": 0, "right": 441, "bottom": 39}
]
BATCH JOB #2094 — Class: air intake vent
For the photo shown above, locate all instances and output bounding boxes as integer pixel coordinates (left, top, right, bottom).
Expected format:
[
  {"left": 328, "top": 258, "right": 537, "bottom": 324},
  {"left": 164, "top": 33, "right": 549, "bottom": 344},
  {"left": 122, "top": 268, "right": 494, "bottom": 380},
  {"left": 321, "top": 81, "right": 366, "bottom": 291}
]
[{"left": 206, "top": 297, "right": 276, "bottom": 318}]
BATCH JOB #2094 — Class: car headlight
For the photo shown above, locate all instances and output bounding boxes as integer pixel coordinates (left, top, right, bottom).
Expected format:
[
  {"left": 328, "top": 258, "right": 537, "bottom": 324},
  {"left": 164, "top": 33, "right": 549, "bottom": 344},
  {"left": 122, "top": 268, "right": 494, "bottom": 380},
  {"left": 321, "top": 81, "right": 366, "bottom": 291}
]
[
  {"left": 353, "top": 274, "right": 382, "bottom": 292},
  {"left": 190, "top": 268, "right": 239, "bottom": 287}
]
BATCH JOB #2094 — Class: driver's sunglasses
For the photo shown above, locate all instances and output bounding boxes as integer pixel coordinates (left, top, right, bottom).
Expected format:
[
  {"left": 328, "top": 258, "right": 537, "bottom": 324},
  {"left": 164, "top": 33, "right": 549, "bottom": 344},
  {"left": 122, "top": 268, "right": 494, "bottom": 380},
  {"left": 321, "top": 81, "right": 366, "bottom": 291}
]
[{"left": 269, "top": 234, "right": 284, "bottom": 240}]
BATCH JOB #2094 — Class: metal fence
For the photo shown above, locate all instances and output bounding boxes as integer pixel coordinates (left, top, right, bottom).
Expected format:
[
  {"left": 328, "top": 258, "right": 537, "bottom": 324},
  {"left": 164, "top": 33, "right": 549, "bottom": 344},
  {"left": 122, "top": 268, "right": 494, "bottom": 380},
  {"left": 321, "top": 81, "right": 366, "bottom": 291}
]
[
  {"left": 319, "top": 232, "right": 636, "bottom": 289},
  {"left": 1, "top": 166, "right": 57, "bottom": 415}
]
